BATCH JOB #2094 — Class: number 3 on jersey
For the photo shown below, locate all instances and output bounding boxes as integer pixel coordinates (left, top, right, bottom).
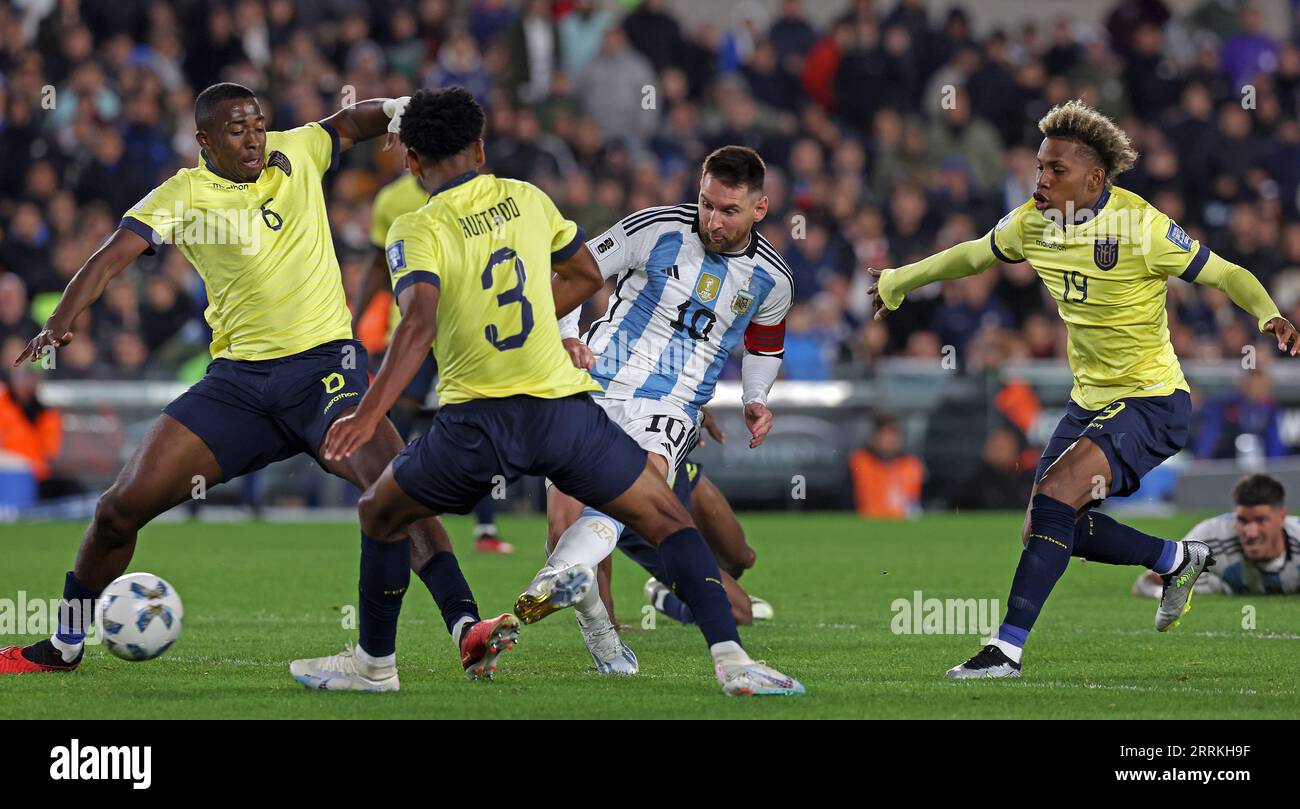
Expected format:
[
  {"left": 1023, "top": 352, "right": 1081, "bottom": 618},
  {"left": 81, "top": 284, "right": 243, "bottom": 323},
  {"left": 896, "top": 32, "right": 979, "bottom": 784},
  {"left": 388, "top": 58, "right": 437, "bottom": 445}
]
[{"left": 481, "top": 246, "right": 533, "bottom": 351}]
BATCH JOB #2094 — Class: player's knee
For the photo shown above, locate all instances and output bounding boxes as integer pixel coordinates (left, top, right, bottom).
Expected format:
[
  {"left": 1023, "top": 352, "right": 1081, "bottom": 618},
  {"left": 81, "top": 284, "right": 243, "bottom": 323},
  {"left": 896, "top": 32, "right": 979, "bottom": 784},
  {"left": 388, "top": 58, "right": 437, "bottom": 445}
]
[
  {"left": 357, "top": 490, "right": 399, "bottom": 541},
  {"left": 91, "top": 490, "right": 141, "bottom": 547},
  {"left": 737, "top": 544, "right": 756, "bottom": 571}
]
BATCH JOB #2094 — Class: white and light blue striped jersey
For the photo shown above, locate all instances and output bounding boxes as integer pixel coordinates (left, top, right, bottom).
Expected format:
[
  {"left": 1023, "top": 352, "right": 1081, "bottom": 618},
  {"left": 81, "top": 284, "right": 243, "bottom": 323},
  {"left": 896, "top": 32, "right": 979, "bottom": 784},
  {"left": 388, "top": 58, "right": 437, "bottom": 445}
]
[
  {"left": 1184, "top": 513, "right": 1300, "bottom": 595},
  {"left": 577, "top": 203, "right": 793, "bottom": 419}
]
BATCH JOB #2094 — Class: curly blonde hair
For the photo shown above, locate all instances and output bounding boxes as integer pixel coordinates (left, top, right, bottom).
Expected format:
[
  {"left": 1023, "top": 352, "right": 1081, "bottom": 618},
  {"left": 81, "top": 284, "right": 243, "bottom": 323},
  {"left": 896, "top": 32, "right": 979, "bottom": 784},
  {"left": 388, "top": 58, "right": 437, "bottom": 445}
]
[{"left": 1038, "top": 100, "right": 1138, "bottom": 184}]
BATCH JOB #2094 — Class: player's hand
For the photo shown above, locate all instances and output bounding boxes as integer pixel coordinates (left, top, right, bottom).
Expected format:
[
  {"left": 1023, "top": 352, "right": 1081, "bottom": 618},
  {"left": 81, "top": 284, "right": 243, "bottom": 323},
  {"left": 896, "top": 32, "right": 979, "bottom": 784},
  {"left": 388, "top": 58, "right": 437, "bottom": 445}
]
[
  {"left": 562, "top": 337, "right": 594, "bottom": 370},
  {"left": 1264, "top": 316, "right": 1300, "bottom": 356},
  {"left": 13, "top": 325, "right": 73, "bottom": 367},
  {"left": 323, "top": 409, "right": 379, "bottom": 461},
  {"left": 866, "top": 267, "right": 891, "bottom": 321},
  {"left": 697, "top": 407, "right": 725, "bottom": 447},
  {"left": 381, "top": 96, "right": 410, "bottom": 152},
  {"left": 743, "top": 401, "right": 773, "bottom": 449}
]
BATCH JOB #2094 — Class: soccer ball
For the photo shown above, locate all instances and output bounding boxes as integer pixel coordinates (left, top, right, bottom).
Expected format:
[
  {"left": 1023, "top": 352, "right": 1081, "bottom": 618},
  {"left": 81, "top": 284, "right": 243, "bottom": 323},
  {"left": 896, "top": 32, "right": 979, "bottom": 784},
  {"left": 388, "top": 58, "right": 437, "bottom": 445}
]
[{"left": 97, "top": 573, "right": 184, "bottom": 661}]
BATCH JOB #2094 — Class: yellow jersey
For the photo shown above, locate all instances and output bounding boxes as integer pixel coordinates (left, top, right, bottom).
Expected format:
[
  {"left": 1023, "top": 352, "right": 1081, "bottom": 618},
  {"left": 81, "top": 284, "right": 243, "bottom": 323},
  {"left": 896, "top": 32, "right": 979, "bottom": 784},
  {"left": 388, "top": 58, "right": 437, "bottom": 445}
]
[
  {"left": 121, "top": 122, "right": 351, "bottom": 361},
  {"left": 384, "top": 172, "right": 601, "bottom": 405},
  {"left": 369, "top": 173, "right": 429, "bottom": 343},
  {"left": 991, "top": 186, "right": 1200, "bottom": 410}
]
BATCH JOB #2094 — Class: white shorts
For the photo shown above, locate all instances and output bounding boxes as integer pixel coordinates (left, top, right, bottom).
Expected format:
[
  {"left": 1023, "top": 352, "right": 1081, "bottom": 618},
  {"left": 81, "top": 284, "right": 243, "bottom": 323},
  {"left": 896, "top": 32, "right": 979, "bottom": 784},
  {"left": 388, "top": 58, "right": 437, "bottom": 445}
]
[
  {"left": 595, "top": 396, "right": 699, "bottom": 479},
  {"left": 546, "top": 396, "right": 698, "bottom": 491}
]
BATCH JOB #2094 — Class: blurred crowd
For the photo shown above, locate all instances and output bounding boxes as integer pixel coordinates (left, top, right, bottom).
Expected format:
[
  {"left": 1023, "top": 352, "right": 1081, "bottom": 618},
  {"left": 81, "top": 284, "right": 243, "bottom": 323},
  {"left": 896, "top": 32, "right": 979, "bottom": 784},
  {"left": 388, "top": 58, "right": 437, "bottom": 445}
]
[
  {"left": 2, "top": 0, "right": 1299, "bottom": 384},
  {"left": 2, "top": 0, "right": 1300, "bottom": 503}
]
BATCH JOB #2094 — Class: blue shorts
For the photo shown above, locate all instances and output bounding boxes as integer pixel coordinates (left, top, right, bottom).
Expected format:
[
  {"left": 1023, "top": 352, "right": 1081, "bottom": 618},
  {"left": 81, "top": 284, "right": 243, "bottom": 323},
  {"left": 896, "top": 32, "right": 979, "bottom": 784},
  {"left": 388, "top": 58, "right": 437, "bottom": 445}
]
[
  {"left": 1035, "top": 390, "right": 1191, "bottom": 498},
  {"left": 617, "top": 459, "right": 702, "bottom": 580},
  {"left": 391, "top": 393, "right": 647, "bottom": 515},
  {"left": 164, "top": 339, "right": 369, "bottom": 480}
]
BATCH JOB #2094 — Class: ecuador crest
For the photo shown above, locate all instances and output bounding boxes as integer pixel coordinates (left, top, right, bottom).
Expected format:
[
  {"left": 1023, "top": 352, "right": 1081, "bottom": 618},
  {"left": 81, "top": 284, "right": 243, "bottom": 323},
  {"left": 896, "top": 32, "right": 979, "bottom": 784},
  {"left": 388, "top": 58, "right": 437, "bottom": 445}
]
[{"left": 1093, "top": 238, "right": 1119, "bottom": 270}]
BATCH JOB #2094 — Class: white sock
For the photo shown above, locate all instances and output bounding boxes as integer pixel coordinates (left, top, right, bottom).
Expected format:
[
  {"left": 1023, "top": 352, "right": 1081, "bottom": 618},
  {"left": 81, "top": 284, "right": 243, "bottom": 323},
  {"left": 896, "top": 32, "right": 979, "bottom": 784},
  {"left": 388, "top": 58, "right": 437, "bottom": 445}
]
[
  {"left": 474, "top": 523, "right": 497, "bottom": 539},
  {"left": 548, "top": 510, "right": 623, "bottom": 570},
  {"left": 50, "top": 635, "right": 83, "bottom": 664},
  {"left": 709, "top": 640, "right": 751, "bottom": 665},
  {"left": 990, "top": 638, "right": 1023, "bottom": 664},
  {"left": 1157, "top": 542, "right": 1186, "bottom": 575},
  {"left": 450, "top": 615, "right": 475, "bottom": 651},
  {"left": 355, "top": 644, "right": 396, "bottom": 674},
  {"left": 575, "top": 578, "right": 611, "bottom": 628}
]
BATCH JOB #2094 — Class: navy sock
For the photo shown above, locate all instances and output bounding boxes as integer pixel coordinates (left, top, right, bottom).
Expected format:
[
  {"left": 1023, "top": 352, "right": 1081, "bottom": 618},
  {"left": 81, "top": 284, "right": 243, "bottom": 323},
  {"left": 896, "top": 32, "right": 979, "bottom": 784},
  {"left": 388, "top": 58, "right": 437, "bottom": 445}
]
[
  {"left": 1073, "top": 511, "right": 1173, "bottom": 570},
  {"left": 55, "top": 571, "right": 100, "bottom": 645},
  {"left": 657, "top": 527, "right": 740, "bottom": 647},
  {"left": 1002, "top": 493, "right": 1076, "bottom": 644},
  {"left": 359, "top": 534, "right": 411, "bottom": 658},
  {"left": 660, "top": 591, "right": 695, "bottom": 624},
  {"left": 417, "top": 551, "right": 480, "bottom": 635},
  {"left": 473, "top": 496, "right": 496, "bottom": 528}
]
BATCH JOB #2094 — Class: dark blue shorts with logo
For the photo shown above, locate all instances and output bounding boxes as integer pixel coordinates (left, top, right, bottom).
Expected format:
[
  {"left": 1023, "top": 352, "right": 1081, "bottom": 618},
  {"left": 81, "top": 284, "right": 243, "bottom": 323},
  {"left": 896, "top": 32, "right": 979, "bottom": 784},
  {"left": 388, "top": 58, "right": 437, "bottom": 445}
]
[
  {"left": 1035, "top": 390, "right": 1191, "bottom": 498},
  {"left": 391, "top": 393, "right": 648, "bottom": 515},
  {"left": 163, "top": 339, "right": 369, "bottom": 480}
]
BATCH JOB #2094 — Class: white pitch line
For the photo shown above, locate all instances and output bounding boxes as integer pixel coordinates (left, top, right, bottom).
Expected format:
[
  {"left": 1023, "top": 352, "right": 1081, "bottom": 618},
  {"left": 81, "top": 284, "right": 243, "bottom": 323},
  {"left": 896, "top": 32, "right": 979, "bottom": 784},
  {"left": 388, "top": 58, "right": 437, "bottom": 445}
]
[{"left": 1072, "top": 627, "right": 1300, "bottom": 642}]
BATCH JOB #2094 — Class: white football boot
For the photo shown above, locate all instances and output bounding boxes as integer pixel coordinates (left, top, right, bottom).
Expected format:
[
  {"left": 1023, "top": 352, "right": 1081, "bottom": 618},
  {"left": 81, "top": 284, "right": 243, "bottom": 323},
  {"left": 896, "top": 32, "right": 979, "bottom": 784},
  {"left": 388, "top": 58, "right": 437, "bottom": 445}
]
[
  {"left": 715, "top": 656, "right": 805, "bottom": 696},
  {"left": 748, "top": 595, "right": 774, "bottom": 621},
  {"left": 290, "top": 644, "right": 399, "bottom": 692},
  {"left": 513, "top": 564, "right": 595, "bottom": 624},
  {"left": 1156, "top": 540, "right": 1215, "bottom": 632},
  {"left": 577, "top": 612, "right": 639, "bottom": 675}
]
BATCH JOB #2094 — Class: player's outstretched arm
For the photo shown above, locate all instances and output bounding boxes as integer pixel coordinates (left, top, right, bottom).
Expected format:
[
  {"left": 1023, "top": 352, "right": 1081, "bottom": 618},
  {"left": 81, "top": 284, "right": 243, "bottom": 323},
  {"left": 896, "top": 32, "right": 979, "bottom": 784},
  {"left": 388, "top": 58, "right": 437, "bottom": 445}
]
[
  {"left": 1190, "top": 254, "right": 1298, "bottom": 355},
  {"left": 321, "top": 96, "right": 410, "bottom": 152},
  {"left": 13, "top": 227, "right": 148, "bottom": 366},
  {"left": 867, "top": 235, "right": 999, "bottom": 320},
  {"left": 324, "top": 282, "right": 438, "bottom": 461}
]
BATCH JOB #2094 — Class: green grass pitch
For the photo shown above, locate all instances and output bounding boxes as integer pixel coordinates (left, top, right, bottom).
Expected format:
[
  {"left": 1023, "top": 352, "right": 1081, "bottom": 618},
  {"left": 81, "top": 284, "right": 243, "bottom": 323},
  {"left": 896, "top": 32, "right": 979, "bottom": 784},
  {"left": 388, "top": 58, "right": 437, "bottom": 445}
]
[{"left": 2, "top": 513, "right": 1297, "bottom": 719}]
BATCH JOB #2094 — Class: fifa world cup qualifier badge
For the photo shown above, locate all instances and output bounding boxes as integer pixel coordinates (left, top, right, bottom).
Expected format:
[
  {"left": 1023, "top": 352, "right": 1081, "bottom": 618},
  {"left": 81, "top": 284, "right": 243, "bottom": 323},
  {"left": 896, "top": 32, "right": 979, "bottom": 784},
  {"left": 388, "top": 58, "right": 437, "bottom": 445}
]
[{"left": 1094, "top": 237, "right": 1120, "bottom": 270}]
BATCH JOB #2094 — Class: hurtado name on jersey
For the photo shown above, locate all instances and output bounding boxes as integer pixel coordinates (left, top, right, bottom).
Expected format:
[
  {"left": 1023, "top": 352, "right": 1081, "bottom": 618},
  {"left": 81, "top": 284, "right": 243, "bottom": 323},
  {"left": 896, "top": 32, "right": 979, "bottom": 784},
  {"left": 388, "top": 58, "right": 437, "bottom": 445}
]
[{"left": 455, "top": 196, "right": 522, "bottom": 238}]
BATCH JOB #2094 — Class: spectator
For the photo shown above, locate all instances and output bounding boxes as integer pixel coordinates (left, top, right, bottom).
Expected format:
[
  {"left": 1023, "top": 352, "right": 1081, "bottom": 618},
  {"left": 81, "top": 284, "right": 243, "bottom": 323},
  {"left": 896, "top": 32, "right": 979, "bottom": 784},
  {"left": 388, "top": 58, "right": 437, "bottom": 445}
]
[
  {"left": 574, "top": 27, "right": 658, "bottom": 147},
  {"left": 0, "top": 364, "right": 63, "bottom": 492},
  {"left": 951, "top": 426, "right": 1035, "bottom": 510},
  {"left": 558, "top": 0, "right": 612, "bottom": 75},
  {"left": 849, "top": 414, "right": 924, "bottom": 519},
  {"left": 1193, "top": 370, "right": 1287, "bottom": 461},
  {"left": 0, "top": 273, "right": 37, "bottom": 345}
]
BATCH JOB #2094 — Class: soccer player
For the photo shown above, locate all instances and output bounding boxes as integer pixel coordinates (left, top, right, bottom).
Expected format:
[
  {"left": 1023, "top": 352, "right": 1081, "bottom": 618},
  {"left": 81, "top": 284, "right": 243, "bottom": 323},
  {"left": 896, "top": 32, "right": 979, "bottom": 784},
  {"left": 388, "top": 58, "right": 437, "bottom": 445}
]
[
  {"left": 867, "top": 100, "right": 1300, "bottom": 679},
  {"left": 290, "top": 87, "right": 802, "bottom": 695},
  {"left": 547, "top": 407, "right": 769, "bottom": 632},
  {"left": 1, "top": 83, "right": 508, "bottom": 680},
  {"left": 614, "top": 459, "right": 773, "bottom": 626},
  {"left": 1133, "top": 474, "right": 1300, "bottom": 597},
  {"left": 521, "top": 144, "right": 793, "bottom": 674},
  {"left": 359, "top": 172, "right": 513, "bottom": 553}
]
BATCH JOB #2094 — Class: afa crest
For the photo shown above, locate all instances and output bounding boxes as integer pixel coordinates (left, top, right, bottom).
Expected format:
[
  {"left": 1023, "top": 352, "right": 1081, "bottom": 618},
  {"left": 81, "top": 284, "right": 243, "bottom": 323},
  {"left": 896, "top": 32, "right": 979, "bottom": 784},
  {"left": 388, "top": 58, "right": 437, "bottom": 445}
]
[
  {"left": 695, "top": 274, "right": 721, "bottom": 303},
  {"left": 1093, "top": 238, "right": 1119, "bottom": 271},
  {"left": 731, "top": 289, "right": 755, "bottom": 315}
]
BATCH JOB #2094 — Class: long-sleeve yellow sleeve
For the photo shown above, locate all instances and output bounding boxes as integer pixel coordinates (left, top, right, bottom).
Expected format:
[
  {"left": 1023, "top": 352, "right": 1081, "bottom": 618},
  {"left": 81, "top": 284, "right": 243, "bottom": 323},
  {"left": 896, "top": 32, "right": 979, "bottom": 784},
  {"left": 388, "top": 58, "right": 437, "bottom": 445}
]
[
  {"left": 1192, "top": 252, "right": 1281, "bottom": 333},
  {"left": 877, "top": 235, "right": 999, "bottom": 310}
]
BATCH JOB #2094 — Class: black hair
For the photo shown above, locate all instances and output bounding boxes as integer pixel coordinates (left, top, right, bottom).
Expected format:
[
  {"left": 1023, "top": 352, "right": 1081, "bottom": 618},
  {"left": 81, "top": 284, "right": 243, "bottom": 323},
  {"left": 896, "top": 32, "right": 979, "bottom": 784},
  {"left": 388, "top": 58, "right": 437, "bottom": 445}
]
[
  {"left": 1233, "top": 474, "right": 1286, "bottom": 508},
  {"left": 194, "top": 82, "right": 257, "bottom": 129},
  {"left": 702, "top": 145, "right": 766, "bottom": 193},
  {"left": 399, "top": 86, "right": 486, "bottom": 163}
]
